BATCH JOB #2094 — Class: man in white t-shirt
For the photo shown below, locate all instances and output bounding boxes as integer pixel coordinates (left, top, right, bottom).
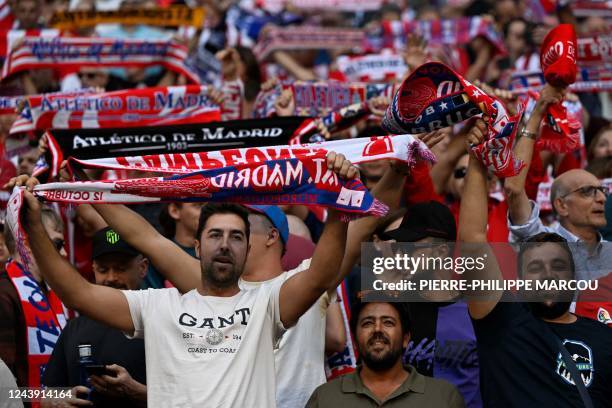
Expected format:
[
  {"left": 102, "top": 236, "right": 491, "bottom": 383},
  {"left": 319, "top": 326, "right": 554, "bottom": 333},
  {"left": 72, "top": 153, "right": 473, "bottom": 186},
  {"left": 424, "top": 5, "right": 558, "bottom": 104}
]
[
  {"left": 85, "top": 201, "right": 346, "bottom": 408},
  {"left": 17, "top": 152, "right": 358, "bottom": 408}
]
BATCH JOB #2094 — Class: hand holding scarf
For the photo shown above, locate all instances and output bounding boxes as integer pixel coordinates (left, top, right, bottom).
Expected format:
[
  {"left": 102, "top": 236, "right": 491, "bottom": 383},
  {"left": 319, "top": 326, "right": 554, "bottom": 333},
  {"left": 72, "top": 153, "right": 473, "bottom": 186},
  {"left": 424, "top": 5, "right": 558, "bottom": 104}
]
[{"left": 538, "top": 24, "right": 581, "bottom": 153}]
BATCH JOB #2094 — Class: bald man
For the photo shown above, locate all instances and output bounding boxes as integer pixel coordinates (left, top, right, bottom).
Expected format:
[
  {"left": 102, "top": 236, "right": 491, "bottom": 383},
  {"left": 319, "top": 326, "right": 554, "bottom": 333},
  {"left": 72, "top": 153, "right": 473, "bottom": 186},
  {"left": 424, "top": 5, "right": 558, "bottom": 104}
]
[{"left": 504, "top": 85, "right": 610, "bottom": 280}]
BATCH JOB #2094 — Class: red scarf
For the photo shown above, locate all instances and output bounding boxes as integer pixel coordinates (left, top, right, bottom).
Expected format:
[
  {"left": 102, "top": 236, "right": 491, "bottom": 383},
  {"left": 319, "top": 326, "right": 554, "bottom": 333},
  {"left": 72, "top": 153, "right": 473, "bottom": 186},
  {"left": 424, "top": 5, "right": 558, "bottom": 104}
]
[
  {"left": 5, "top": 260, "right": 66, "bottom": 389},
  {"left": 1, "top": 37, "right": 200, "bottom": 84},
  {"left": 10, "top": 85, "right": 220, "bottom": 134},
  {"left": 538, "top": 24, "right": 581, "bottom": 153}
]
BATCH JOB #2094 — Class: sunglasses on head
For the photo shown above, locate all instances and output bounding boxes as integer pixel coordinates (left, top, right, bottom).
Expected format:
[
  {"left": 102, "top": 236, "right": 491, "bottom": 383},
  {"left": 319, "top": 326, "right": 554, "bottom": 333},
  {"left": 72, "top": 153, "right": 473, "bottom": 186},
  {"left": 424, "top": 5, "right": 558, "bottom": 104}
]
[{"left": 453, "top": 167, "right": 467, "bottom": 179}]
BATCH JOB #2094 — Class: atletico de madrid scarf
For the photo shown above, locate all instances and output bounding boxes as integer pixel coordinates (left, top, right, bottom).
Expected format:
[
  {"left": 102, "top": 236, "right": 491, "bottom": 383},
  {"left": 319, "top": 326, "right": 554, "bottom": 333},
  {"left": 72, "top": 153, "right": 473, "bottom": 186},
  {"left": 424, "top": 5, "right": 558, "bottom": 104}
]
[
  {"left": 252, "top": 80, "right": 393, "bottom": 118},
  {"left": 5, "top": 190, "right": 67, "bottom": 390},
  {"left": 509, "top": 68, "right": 612, "bottom": 94},
  {"left": 335, "top": 50, "right": 407, "bottom": 83},
  {"left": 40, "top": 116, "right": 318, "bottom": 179},
  {"left": 0, "top": 88, "right": 98, "bottom": 116},
  {"left": 10, "top": 85, "right": 221, "bottom": 135},
  {"left": 253, "top": 26, "right": 366, "bottom": 61},
  {"left": 379, "top": 17, "right": 507, "bottom": 55},
  {"left": 382, "top": 62, "right": 525, "bottom": 178},
  {"left": 41, "top": 116, "right": 316, "bottom": 178},
  {"left": 60, "top": 133, "right": 433, "bottom": 175},
  {"left": 25, "top": 135, "right": 434, "bottom": 218},
  {"left": 539, "top": 24, "right": 581, "bottom": 154},
  {"left": 1, "top": 37, "right": 200, "bottom": 84},
  {"left": 5, "top": 261, "right": 66, "bottom": 390}
]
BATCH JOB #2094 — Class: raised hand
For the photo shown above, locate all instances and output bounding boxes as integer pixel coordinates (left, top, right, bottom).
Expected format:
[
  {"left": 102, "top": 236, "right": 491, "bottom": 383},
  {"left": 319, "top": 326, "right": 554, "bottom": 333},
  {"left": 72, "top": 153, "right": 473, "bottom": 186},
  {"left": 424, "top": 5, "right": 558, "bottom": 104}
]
[
  {"left": 326, "top": 152, "right": 359, "bottom": 180},
  {"left": 274, "top": 89, "right": 295, "bottom": 117}
]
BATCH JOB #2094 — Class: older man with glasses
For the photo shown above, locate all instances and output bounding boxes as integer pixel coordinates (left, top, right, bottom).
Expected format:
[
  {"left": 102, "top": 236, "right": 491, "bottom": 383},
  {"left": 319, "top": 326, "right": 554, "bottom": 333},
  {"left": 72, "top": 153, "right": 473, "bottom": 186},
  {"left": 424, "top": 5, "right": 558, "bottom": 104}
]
[{"left": 504, "top": 84, "right": 611, "bottom": 281}]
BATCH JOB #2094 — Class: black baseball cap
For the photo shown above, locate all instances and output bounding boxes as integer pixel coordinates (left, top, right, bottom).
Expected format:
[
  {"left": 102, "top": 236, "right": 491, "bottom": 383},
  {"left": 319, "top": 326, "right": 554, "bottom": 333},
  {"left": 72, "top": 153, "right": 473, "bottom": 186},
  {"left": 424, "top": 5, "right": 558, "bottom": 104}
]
[
  {"left": 379, "top": 201, "right": 457, "bottom": 242},
  {"left": 91, "top": 227, "right": 140, "bottom": 260}
]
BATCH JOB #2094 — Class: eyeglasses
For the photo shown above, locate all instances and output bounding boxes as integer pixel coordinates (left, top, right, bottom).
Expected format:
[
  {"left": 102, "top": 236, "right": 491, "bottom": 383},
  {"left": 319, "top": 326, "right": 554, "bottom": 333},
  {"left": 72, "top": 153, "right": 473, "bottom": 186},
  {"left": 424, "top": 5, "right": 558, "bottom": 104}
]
[
  {"left": 561, "top": 185, "right": 608, "bottom": 199},
  {"left": 52, "top": 238, "right": 65, "bottom": 251},
  {"left": 453, "top": 167, "right": 467, "bottom": 179}
]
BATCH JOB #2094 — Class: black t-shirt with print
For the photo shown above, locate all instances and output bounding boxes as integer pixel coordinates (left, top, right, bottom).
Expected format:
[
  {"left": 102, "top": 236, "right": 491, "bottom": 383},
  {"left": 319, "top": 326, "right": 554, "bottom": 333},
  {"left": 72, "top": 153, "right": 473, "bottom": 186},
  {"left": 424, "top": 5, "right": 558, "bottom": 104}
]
[{"left": 472, "top": 301, "right": 612, "bottom": 408}]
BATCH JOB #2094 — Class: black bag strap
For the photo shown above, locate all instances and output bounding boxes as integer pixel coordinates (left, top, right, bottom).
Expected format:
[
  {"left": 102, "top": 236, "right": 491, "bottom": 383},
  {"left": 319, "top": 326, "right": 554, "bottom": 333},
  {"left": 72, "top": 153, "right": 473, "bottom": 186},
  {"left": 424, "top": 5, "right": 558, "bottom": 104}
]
[{"left": 546, "top": 324, "right": 595, "bottom": 408}]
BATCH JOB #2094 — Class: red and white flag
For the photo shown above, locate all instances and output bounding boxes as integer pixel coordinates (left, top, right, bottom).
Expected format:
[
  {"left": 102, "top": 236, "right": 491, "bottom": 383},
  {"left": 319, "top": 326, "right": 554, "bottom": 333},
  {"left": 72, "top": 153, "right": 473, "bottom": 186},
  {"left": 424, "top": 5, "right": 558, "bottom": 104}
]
[
  {"left": 10, "top": 85, "right": 220, "bottom": 134},
  {"left": 1, "top": 37, "right": 200, "bottom": 84}
]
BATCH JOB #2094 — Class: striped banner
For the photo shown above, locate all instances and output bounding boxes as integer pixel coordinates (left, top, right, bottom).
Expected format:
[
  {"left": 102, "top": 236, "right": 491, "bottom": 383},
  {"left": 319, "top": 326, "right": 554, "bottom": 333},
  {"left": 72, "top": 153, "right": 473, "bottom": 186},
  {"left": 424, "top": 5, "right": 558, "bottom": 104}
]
[
  {"left": 10, "top": 85, "right": 220, "bottom": 134},
  {"left": 1, "top": 37, "right": 200, "bottom": 84},
  {"left": 254, "top": 26, "right": 366, "bottom": 61}
]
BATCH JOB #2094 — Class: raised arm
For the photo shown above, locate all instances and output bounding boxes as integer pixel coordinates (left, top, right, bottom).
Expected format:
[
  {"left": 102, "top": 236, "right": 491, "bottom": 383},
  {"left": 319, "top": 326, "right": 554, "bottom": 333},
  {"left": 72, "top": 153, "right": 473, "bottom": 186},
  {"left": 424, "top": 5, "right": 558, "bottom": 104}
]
[
  {"left": 458, "top": 119, "right": 503, "bottom": 319},
  {"left": 504, "top": 84, "right": 564, "bottom": 225},
  {"left": 330, "top": 131, "right": 445, "bottom": 293},
  {"left": 20, "top": 189, "right": 134, "bottom": 333},
  {"left": 329, "top": 161, "right": 409, "bottom": 294},
  {"left": 430, "top": 129, "right": 468, "bottom": 195},
  {"left": 324, "top": 301, "right": 347, "bottom": 355},
  {"left": 279, "top": 153, "right": 358, "bottom": 328},
  {"left": 92, "top": 203, "right": 201, "bottom": 293}
]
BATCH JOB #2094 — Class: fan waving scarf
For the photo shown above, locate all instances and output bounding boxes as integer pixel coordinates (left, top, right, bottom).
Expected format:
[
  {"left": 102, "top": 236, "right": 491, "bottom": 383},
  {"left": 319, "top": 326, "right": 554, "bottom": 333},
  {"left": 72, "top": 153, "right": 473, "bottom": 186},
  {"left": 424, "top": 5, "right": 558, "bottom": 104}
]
[
  {"left": 382, "top": 62, "right": 525, "bottom": 178},
  {"left": 538, "top": 24, "right": 581, "bottom": 153}
]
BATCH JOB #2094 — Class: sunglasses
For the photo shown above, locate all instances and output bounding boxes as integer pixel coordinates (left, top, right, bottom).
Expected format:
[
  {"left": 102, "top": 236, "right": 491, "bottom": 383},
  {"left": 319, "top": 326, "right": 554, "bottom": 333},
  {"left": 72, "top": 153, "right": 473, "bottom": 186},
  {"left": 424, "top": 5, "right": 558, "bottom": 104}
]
[
  {"left": 453, "top": 167, "right": 467, "bottom": 179},
  {"left": 52, "top": 238, "right": 65, "bottom": 251},
  {"left": 561, "top": 185, "right": 608, "bottom": 199}
]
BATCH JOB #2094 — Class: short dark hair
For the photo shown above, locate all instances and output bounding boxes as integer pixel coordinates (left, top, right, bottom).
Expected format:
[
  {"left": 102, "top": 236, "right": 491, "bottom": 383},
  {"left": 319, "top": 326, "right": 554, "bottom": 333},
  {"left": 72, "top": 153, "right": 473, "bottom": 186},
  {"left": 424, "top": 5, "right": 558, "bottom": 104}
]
[
  {"left": 517, "top": 232, "right": 575, "bottom": 278},
  {"left": 349, "top": 298, "right": 411, "bottom": 340},
  {"left": 196, "top": 203, "right": 250, "bottom": 242}
]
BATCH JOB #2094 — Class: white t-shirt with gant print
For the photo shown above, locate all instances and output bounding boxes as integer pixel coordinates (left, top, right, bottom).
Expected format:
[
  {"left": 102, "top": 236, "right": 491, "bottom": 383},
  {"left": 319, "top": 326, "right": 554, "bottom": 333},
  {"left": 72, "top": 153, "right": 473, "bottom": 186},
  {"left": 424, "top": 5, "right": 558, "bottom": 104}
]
[{"left": 122, "top": 280, "right": 285, "bottom": 408}]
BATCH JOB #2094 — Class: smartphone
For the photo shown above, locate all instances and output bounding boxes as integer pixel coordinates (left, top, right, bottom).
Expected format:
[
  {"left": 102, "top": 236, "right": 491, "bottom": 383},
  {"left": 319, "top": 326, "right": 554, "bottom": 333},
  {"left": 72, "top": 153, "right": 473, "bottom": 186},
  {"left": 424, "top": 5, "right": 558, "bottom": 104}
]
[{"left": 84, "top": 364, "right": 109, "bottom": 376}]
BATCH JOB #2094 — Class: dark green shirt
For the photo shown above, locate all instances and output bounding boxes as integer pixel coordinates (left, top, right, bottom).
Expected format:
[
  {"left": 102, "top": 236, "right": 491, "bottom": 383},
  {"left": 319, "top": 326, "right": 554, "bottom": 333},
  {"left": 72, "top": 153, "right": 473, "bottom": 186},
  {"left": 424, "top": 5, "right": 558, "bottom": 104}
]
[{"left": 306, "top": 365, "right": 465, "bottom": 407}]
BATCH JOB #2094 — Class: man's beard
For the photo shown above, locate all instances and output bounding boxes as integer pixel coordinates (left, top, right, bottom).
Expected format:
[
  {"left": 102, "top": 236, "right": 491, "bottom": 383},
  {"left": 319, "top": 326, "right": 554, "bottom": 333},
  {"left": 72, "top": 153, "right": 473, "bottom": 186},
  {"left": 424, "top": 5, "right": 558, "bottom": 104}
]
[
  {"left": 360, "top": 332, "right": 402, "bottom": 372},
  {"left": 529, "top": 301, "right": 571, "bottom": 320},
  {"left": 203, "top": 260, "right": 241, "bottom": 288}
]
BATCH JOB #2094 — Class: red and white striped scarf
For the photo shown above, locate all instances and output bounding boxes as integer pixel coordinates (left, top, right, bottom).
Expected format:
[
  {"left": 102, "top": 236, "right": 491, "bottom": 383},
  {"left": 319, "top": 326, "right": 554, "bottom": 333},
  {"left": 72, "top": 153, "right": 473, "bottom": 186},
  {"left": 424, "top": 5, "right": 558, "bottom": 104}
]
[
  {"left": 380, "top": 16, "right": 507, "bottom": 55},
  {"left": 28, "top": 136, "right": 433, "bottom": 218},
  {"left": 466, "top": 83, "right": 526, "bottom": 178},
  {"left": 5, "top": 189, "right": 68, "bottom": 389},
  {"left": 508, "top": 68, "right": 612, "bottom": 93},
  {"left": 0, "top": 0, "right": 14, "bottom": 59},
  {"left": 0, "top": 88, "right": 98, "bottom": 116},
  {"left": 325, "top": 281, "right": 357, "bottom": 380},
  {"left": 253, "top": 26, "right": 366, "bottom": 61},
  {"left": 288, "top": 81, "right": 393, "bottom": 117},
  {"left": 335, "top": 50, "right": 408, "bottom": 83},
  {"left": 5, "top": 260, "right": 67, "bottom": 389},
  {"left": 571, "top": 0, "right": 612, "bottom": 17},
  {"left": 10, "top": 85, "right": 221, "bottom": 134},
  {"left": 63, "top": 133, "right": 434, "bottom": 175},
  {"left": 259, "top": 0, "right": 381, "bottom": 12},
  {"left": 1, "top": 37, "right": 200, "bottom": 84},
  {"left": 219, "top": 80, "right": 244, "bottom": 121},
  {"left": 578, "top": 34, "right": 612, "bottom": 66}
]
